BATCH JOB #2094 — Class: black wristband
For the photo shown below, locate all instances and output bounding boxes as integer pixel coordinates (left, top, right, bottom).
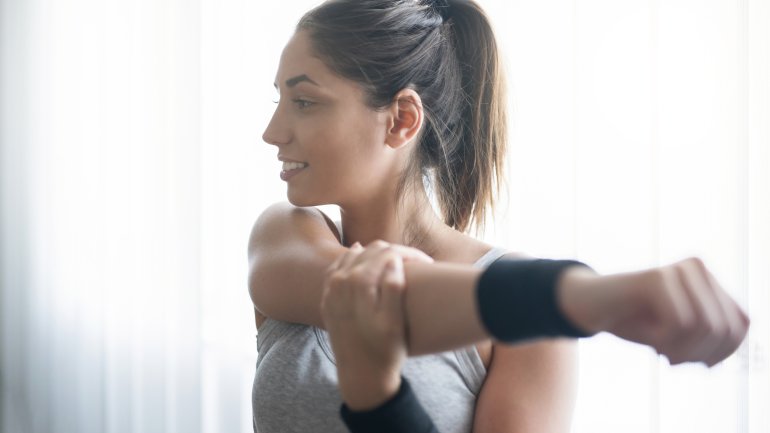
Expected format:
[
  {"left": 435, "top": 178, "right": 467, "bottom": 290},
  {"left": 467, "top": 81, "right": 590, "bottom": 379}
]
[
  {"left": 476, "top": 258, "right": 595, "bottom": 342},
  {"left": 340, "top": 377, "right": 439, "bottom": 433}
]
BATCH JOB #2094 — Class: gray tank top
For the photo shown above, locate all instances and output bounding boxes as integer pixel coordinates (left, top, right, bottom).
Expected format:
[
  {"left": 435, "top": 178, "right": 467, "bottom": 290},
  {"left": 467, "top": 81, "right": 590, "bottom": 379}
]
[{"left": 252, "top": 245, "right": 509, "bottom": 433}]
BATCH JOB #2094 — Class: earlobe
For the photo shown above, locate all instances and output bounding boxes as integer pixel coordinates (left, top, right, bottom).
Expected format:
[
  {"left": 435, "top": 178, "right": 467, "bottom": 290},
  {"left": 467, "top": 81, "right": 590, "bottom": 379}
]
[{"left": 385, "top": 89, "right": 423, "bottom": 149}]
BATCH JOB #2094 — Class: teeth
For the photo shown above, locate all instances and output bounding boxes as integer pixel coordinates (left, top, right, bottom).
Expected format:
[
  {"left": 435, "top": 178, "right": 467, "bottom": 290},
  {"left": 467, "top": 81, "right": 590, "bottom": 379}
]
[{"left": 282, "top": 161, "right": 308, "bottom": 171}]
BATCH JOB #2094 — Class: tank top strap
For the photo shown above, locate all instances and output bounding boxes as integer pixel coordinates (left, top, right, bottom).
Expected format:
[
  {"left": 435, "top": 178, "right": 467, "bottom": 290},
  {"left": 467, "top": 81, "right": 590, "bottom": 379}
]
[
  {"left": 473, "top": 246, "right": 509, "bottom": 268},
  {"left": 332, "top": 220, "right": 341, "bottom": 238},
  {"left": 448, "top": 245, "right": 511, "bottom": 395}
]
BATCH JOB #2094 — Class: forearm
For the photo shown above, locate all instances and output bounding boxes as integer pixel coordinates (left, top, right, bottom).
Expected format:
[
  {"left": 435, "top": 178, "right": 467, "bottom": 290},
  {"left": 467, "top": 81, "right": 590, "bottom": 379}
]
[
  {"left": 402, "top": 261, "right": 487, "bottom": 355},
  {"left": 254, "top": 242, "right": 594, "bottom": 355},
  {"left": 252, "top": 253, "right": 488, "bottom": 355},
  {"left": 251, "top": 204, "right": 593, "bottom": 355},
  {"left": 401, "top": 260, "right": 597, "bottom": 356}
]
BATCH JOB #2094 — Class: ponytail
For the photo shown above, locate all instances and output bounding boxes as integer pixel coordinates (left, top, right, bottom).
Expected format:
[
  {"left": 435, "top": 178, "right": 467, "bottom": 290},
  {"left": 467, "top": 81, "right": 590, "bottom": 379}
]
[{"left": 434, "top": 0, "right": 507, "bottom": 235}]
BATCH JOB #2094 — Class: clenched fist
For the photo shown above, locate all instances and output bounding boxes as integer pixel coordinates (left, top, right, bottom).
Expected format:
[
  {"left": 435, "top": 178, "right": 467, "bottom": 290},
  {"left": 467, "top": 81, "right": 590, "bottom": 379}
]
[{"left": 558, "top": 257, "right": 750, "bottom": 366}]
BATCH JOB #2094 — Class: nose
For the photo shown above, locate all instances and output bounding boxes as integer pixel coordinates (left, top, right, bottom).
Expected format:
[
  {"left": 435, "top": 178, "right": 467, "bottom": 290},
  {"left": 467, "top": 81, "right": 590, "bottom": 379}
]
[{"left": 262, "top": 105, "right": 290, "bottom": 147}]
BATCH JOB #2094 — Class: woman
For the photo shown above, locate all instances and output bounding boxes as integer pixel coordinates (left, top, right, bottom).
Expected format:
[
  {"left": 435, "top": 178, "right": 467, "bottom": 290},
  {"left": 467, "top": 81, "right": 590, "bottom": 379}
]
[{"left": 249, "top": 0, "right": 748, "bottom": 432}]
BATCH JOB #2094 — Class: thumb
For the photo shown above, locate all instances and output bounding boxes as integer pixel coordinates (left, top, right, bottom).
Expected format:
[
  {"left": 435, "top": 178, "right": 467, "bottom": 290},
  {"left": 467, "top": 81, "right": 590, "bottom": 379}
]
[{"left": 379, "top": 257, "right": 406, "bottom": 314}]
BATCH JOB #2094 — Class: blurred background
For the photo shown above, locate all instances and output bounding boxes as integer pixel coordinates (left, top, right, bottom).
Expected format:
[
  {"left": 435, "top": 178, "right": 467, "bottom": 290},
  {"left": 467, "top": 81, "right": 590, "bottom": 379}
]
[{"left": 1, "top": 0, "right": 768, "bottom": 432}]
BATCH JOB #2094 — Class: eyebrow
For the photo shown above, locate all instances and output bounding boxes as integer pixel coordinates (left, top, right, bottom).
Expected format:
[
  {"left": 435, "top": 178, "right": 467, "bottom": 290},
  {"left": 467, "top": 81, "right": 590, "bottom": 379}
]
[{"left": 274, "top": 74, "right": 320, "bottom": 89}]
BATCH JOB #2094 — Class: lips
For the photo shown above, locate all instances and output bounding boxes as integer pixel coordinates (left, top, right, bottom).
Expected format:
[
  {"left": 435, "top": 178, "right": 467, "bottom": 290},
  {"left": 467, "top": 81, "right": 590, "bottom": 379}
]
[
  {"left": 280, "top": 161, "right": 308, "bottom": 181},
  {"left": 281, "top": 161, "right": 309, "bottom": 171}
]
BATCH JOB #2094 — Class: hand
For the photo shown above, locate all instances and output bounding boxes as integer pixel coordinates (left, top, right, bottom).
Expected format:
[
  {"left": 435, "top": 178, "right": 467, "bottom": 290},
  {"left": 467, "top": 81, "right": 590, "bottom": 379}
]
[
  {"left": 558, "top": 257, "right": 750, "bottom": 367},
  {"left": 320, "top": 240, "right": 433, "bottom": 410}
]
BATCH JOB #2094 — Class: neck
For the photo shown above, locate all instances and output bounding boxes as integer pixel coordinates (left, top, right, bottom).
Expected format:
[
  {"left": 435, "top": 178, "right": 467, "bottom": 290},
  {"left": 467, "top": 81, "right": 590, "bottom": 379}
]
[{"left": 337, "top": 184, "right": 452, "bottom": 256}]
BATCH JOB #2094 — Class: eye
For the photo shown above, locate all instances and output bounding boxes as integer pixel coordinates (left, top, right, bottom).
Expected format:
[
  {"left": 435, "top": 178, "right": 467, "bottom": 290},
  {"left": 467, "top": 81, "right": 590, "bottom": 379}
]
[{"left": 293, "top": 98, "right": 315, "bottom": 110}]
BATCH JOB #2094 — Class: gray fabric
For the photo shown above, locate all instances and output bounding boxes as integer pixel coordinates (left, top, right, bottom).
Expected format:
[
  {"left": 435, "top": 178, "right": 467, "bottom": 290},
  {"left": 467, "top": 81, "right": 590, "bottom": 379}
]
[{"left": 252, "top": 246, "right": 508, "bottom": 433}]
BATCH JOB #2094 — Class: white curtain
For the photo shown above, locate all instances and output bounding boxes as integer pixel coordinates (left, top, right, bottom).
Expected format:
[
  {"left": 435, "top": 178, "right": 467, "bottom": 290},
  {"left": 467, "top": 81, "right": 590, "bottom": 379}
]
[
  {"left": 1, "top": 1, "right": 767, "bottom": 433},
  {"left": 480, "top": 1, "right": 770, "bottom": 432}
]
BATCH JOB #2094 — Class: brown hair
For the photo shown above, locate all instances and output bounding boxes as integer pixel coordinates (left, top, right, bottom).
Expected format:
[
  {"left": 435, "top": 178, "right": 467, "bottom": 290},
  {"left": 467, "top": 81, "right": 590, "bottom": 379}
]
[{"left": 298, "top": 0, "right": 507, "bottom": 236}]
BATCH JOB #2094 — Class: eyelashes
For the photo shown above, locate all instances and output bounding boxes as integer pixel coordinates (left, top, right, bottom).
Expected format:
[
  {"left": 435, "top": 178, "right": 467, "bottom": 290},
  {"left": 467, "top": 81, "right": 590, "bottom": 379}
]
[
  {"left": 292, "top": 99, "right": 315, "bottom": 109},
  {"left": 271, "top": 98, "right": 316, "bottom": 110}
]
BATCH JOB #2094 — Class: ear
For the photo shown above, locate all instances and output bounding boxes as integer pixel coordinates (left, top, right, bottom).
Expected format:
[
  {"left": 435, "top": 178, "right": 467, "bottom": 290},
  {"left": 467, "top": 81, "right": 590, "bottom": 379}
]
[{"left": 384, "top": 89, "right": 424, "bottom": 150}]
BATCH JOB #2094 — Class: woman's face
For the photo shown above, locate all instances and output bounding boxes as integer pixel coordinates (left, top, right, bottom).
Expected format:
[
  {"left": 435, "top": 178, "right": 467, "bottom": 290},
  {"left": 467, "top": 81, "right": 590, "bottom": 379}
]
[{"left": 263, "top": 31, "right": 399, "bottom": 208}]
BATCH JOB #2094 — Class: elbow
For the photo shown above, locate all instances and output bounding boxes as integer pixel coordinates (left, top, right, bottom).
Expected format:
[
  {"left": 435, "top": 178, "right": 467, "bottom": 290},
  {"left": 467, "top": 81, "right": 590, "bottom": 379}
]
[
  {"left": 248, "top": 257, "right": 270, "bottom": 314},
  {"left": 247, "top": 234, "right": 286, "bottom": 317}
]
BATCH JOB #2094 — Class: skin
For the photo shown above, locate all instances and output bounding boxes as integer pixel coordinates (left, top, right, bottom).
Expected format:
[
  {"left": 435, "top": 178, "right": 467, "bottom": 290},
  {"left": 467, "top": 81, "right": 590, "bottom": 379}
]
[
  {"left": 265, "top": 31, "right": 439, "bottom": 245},
  {"left": 255, "top": 30, "right": 750, "bottom": 431},
  {"left": 322, "top": 242, "right": 579, "bottom": 433},
  {"left": 321, "top": 243, "right": 411, "bottom": 411},
  {"left": 259, "top": 30, "right": 580, "bottom": 432},
  {"left": 320, "top": 244, "right": 751, "bottom": 421}
]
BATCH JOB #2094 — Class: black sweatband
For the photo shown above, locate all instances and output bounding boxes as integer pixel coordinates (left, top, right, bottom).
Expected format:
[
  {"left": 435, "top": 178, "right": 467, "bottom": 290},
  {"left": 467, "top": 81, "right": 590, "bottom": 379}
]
[
  {"left": 340, "top": 377, "right": 439, "bottom": 433},
  {"left": 476, "top": 258, "right": 595, "bottom": 342}
]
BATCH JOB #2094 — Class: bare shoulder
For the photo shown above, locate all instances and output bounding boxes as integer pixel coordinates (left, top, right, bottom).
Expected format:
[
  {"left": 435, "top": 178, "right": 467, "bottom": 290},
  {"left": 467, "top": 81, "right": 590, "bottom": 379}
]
[
  {"left": 247, "top": 201, "right": 340, "bottom": 261},
  {"left": 247, "top": 201, "right": 346, "bottom": 328}
]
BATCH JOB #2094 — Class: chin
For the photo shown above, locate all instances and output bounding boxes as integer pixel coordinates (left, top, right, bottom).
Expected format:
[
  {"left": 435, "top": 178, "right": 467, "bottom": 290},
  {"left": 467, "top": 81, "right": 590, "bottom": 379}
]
[{"left": 286, "top": 189, "right": 326, "bottom": 208}]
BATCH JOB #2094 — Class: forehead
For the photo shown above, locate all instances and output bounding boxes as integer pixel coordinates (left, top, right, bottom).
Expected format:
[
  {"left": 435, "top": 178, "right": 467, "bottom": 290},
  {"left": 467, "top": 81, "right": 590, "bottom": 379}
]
[{"left": 274, "top": 31, "right": 340, "bottom": 90}]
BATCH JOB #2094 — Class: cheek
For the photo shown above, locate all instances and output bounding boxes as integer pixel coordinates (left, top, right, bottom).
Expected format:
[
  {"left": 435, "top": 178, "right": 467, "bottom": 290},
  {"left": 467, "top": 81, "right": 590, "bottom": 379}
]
[
  {"left": 335, "top": 125, "right": 388, "bottom": 179},
  {"left": 304, "top": 108, "right": 384, "bottom": 166},
  {"left": 295, "top": 107, "right": 391, "bottom": 197}
]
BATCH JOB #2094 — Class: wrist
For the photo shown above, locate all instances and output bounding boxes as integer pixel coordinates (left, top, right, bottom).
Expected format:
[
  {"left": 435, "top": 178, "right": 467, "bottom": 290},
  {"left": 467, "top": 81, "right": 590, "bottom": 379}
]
[
  {"left": 340, "top": 377, "right": 439, "bottom": 433},
  {"left": 338, "top": 369, "right": 401, "bottom": 411},
  {"left": 477, "top": 259, "right": 596, "bottom": 342},
  {"left": 556, "top": 266, "right": 604, "bottom": 334}
]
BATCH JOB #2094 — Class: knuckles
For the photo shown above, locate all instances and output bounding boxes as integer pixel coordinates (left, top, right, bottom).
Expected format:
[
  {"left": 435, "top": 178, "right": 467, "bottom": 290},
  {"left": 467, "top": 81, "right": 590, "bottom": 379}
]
[
  {"left": 685, "top": 256, "right": 707, "bottom": 273},
  {"left": 632, "top": 257, "right": 749, "bottom": 367},
  {"left": 325, "top": 270, "right": 351, "bottom": 291},
  {"left": 649, "top": 266, "right": 671, "bottom": 289},
  {"left": 674, "top": 256, "right": 710, "bottom": 282},
  {"left": 369, "top": 239, "right": 390, "bottom": 249},
  {"left": 349, "top": 265, "right": 380, "bottom": 284}
]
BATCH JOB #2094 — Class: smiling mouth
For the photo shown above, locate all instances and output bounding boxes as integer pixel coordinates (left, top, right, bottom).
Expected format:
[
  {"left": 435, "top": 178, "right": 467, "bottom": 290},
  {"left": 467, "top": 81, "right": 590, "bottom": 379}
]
[
  {"left": 280, "top": 162, "right": 308, "bottom": 181},
  {"left": 281, "top": 161, "right": 309, "bottom": 171}
]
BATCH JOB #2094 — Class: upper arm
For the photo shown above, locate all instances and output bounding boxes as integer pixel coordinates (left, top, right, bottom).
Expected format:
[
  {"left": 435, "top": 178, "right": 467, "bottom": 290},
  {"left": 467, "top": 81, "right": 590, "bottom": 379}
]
[
  {"left": 247, "top": 201, "right": 346, "bottom": 328},
  {"left": 472, "top": 339, "right": 579, "bottom": 433}
]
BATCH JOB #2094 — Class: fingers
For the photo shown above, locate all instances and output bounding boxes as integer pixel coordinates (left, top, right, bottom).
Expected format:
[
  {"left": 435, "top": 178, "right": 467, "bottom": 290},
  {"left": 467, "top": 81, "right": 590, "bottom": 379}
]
[
  {"left": 331, "top": 241, "right": 364, "bottom": 271},
  {"left": 389, "top": 244, "right": 434, "bottom": 264},
  {"left": 700, "top": 265, "right": 750, "bottom": 366},
  {"left": 326, "top": 242, "right": 389, "bottom": 309},
  {"left": 650, "top": 257, "right": 750, "bottom": 367},
  {"left": 378, "top": 256, "right": 406, "bottom": 315},
  {"left": 606, "top": 257, "right": 751, "bottom": 368},
  {"left": 325, "top": 240, "right": 428, "bottom": 314},
  {"left": 322, "top": 243, "right": 365, "bottom": 320},
  {"left": 645, "top": 266, "right": 695, "bottom": 357},
  {"left": 661, "top": 260, "right": 724, "bottom": 365},
  {"left": 348, "top": 244, "right": 407, "bottom": 309},
  {"left": 349, "top": 240, "right": 433, "bottom": 269}
]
